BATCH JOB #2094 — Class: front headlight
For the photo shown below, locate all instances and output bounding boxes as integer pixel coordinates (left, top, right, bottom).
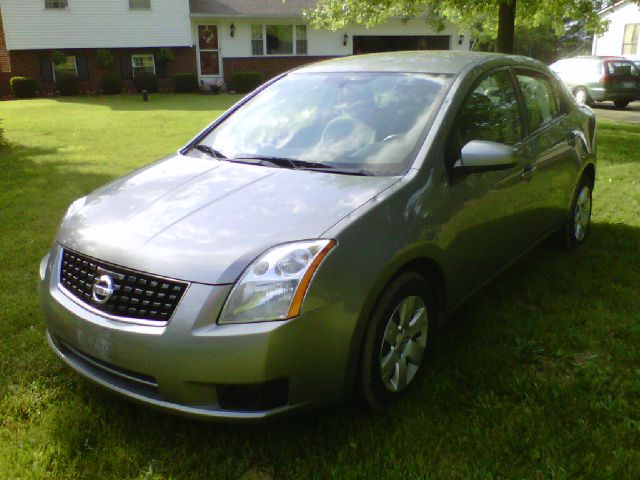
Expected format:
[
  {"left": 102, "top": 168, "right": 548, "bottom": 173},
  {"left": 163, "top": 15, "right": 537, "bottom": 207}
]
[{"left": 218, "top": 239, "right": 336, "bottom": 324}]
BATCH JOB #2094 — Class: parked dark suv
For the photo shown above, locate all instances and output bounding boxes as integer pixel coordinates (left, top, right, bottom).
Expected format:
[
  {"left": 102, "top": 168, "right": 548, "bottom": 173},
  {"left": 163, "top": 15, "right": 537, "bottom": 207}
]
[{"left": 550, "top": 56, "right": 640, "bottom": 108}]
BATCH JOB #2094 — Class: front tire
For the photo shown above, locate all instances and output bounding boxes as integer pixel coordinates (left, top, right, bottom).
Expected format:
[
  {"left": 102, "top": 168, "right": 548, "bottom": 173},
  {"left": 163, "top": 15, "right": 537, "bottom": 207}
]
[
  {"left": 562, "top": 175, "right": 593, "bottom": 249},
  {"left": 360, "top": 272, "right": 434, "bottom": 409}
]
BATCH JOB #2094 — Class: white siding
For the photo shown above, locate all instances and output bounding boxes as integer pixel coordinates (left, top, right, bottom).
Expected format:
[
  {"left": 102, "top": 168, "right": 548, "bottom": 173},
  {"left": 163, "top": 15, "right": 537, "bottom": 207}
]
[
  {"left": 593, "top": 1, "right": 640, "bottom": 59},
  {"left": 191, "top": 17, "right": 470, "bottom": 59},
  {"left": 1, "top": 0, "right": 192, "bottom": 50}
]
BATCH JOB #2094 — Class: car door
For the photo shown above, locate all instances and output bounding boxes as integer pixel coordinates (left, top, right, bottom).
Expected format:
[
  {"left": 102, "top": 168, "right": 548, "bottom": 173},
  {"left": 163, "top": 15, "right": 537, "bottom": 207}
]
[
  {"left": 514, "top": 69, "right": 579, "bottom": 236},
  {"left": 444, "top": 67, "right": 533, "bottom": 303}
]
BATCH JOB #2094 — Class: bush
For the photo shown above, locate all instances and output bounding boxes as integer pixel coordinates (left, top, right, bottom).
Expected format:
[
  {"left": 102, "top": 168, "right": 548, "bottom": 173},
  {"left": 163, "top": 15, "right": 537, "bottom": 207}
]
[
  {"left": 100, "top": 75, "right": 123, "bottom": 95},
  {"left": 172, "top": 73, "right": 199, "bottom": 93},
  {"left": 96, "top": 49, "right": 115, "bottom": 68},
  {"left": 230, "top": 71, "right": 264, "bottom": 93},
  {"left": 9, "top": 77, "right": 38, "bottom": 98},
  {"left": 133, "top": 73, "right": 159, "bottom": 93},
  {"left": 51, "top": 50, "right": 68, "bottom": 67},
  {"left": 56, "top": 75, "right": 81, "bottom": 96}
]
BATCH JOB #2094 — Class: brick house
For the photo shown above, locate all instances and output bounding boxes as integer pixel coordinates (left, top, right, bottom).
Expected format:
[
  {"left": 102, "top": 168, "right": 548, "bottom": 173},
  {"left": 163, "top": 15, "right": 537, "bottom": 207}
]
[{"left": 0, "top": 0, "right": 471, "bottom": 97}]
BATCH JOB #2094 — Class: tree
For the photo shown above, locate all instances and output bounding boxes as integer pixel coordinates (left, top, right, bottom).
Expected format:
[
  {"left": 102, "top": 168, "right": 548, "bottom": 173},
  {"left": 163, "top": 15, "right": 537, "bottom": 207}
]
[{"left": 306, "top": 0, "right": 610, "bottom": 54}]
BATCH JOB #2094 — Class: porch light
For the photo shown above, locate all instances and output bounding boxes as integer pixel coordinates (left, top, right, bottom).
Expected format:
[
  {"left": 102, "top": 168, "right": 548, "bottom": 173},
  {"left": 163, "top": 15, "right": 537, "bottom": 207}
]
[
  {"left": 343, "top": 33, "right": 348, "bottom": 46},
  {"left": 230, "top": 23, "right": 236, "bottom": 38}
]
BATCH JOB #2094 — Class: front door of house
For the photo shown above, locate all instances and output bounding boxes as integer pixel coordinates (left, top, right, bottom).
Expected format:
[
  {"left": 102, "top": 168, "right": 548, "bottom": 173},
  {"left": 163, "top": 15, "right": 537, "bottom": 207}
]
[{"left": 198, "top": 25, "right": 222, "bottom": 79}]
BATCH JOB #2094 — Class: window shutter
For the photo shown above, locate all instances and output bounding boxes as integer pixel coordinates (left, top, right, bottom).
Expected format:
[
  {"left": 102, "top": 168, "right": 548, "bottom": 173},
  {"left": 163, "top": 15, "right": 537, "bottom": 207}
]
[
  {"left": 155, "top": 56, "right": 166, "bottom": 78},
  {"left": 121, "top": 55, "right": 133, "bottom": 80},
  {"left": 76, "top": 56, "right": 90, "bottom": 81},
  {"left": 40, "top": 57, "right": 54, "bottom": 83}
]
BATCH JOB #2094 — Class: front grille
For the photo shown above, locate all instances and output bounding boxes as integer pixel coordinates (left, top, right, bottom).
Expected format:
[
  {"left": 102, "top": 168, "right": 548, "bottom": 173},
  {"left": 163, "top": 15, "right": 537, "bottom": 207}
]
[{"left": 59, "top": 248, "right": 188, "bottom": 323}]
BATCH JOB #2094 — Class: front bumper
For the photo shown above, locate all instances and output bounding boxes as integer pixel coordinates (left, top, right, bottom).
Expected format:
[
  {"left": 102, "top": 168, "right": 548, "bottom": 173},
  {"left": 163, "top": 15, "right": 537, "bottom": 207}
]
[{"left": 39, "top": 245, "right": 353, "bottom": 422}]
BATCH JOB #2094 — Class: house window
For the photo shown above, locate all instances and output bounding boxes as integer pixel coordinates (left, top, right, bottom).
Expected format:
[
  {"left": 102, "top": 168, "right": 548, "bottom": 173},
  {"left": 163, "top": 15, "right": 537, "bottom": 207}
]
[
  {"left": 198, "top": 25, "right": 220, "bottom": 75},
  {"left": 131, "top": 54, "right": 155, "bottom": 76},
  {"left": 251, "top": 25, "right": 308, "bottom": 56},
  {"left": 45, "top": 0, "right": 68, "bottom": 9},
  {"left": 623, "top": 24, "right": 640, "bottom": 55},
  {"left": 266, "top": 26, "right": 293, "bottom": 55},
  {"left": 296, "top": 25, "right": 308, "bottom": 55},
  {"left": 53, "top": 55, "right": 77, "bottom": 79},
  {"left": 251, "top": 25, "right": 264, "bottom": 56},
  {"left": 129, "top": 0, "right": 151, "bottom": 9}
]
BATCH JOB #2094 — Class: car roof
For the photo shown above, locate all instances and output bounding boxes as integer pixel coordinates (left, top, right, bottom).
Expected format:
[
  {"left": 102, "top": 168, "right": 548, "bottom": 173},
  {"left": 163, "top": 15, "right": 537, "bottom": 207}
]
[
  {"left": 294, "top": 51, "right": 541, "bottom": 76},
  {"left": 561, "top": 55, "right": 633, "bottom": 63}
]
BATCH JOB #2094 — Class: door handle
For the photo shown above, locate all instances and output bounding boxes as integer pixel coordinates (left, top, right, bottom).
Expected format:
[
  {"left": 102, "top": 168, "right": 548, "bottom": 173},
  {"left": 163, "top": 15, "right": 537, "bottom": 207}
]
[
  {"left": 521, "top": 164, "right": 536, "bottom": 180},
  {"left": 567, "top": 131, "right": 579, "bottom": 146}
]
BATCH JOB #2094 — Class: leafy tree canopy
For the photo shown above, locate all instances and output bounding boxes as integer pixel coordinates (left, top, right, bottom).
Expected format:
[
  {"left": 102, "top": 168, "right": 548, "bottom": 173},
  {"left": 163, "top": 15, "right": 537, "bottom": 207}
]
[{"left": 305, "top": 0, "right": 613, "bottom": 50}]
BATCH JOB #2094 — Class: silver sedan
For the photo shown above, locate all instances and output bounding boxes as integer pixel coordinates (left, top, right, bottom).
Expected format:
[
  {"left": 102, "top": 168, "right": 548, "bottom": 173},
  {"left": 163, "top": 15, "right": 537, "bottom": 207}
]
[{"left": 40, "top": 51, "right": 596, "bottom": 421}]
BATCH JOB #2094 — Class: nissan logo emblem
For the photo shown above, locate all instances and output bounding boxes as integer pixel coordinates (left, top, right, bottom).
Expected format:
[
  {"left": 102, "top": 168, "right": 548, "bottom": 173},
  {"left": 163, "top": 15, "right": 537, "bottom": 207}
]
[{"left": 92, "top": 274, "right": 114, "bottom": 304}]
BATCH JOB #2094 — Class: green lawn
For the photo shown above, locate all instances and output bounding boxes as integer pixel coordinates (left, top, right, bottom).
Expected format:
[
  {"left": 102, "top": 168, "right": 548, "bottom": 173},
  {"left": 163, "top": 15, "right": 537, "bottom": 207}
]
[{"left": 1, "top": 95, "right": 639, "bottom": 479}]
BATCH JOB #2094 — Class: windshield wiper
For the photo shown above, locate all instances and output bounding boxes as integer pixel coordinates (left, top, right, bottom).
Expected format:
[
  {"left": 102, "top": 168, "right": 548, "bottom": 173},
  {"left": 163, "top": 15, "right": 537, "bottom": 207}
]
[
  {"left": 230, "top": 155, "right": 374, "bottom": 176},
  {"left": 287, "top": 159, "right": 374, "bottom": 176},
  {"left": 233, "top": 155, "right": 297, "bottom": 169},
  {"left": 193, "top": 144, "right": 227, "bottom": 159}
]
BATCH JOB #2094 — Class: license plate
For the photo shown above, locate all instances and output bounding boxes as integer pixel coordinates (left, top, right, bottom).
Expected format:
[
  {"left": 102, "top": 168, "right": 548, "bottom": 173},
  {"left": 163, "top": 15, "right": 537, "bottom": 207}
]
[{"left": 623, "top": 82, "right": 635, "bottom": 88}]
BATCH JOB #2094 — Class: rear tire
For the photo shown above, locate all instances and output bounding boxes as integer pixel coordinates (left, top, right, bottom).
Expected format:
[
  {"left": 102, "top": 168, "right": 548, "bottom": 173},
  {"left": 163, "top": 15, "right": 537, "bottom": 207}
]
[
  {"left": 573, "top": 87, "right": 590, "bottom": 106},
  {"left": 614, "top": 99, "right": 630, "bottom": 109},
  {"left": 562, "top": 175, "right": 593, "bottom": 250},
  {"left": 360, "top": 272, "right": 434, "bottom": 409}
]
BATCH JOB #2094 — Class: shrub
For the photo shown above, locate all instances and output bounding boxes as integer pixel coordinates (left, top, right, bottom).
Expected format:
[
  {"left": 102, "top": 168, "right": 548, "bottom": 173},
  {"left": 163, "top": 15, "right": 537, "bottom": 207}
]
[
  {"left": 133, "top": 73, "right": 159, "bottom": 93},
  {"left": 9, "top": 77, "right": 38, "bottom": 98},
  {"left": 156, "top": 48, "right": 175, "bottom": 65},
  {"left": 100, "top": 74, "right": 123, "bottom": 94},
  {"left": 51, "top": 50, "right": 67, "bottom": 66},
  {"left": 96, "top": 49, "right": 115, "bottom": 68},
  {"left": 230, "top": 71, "right": 264, "bottom": 93},
  {"left": 172, "top": 73, "right": 199, "bottom": 93},
  {"left": 56, "top": 75, "right": 81, "bottom": 96}
]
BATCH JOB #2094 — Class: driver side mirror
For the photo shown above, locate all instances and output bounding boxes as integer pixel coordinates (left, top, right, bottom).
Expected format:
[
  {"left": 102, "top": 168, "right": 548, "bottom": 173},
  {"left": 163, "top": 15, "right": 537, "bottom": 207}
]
[{"left": 454, "top": 140, "right": 517, "bottom": 173}]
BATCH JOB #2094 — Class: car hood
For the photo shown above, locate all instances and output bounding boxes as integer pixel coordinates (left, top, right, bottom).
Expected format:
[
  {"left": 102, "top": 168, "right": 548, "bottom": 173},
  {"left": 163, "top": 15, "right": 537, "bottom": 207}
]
[{"left": 57, "top": 154, "right": 398, "bottom": 284}]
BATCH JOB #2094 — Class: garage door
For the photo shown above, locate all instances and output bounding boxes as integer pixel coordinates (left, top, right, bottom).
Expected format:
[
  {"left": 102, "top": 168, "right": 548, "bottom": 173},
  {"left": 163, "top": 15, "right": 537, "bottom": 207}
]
[{"left": 353, "top": 35, "right": 450, "bottom": 55}]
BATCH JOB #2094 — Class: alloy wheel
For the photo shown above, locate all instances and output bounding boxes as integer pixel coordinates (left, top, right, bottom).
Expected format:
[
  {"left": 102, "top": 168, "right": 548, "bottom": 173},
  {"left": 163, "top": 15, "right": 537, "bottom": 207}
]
[
  {"left": 574, "top": 88, "right": 588, "bottom": 106},
  {"left": 574, "top": 185, "right": 592, "bottom": 242},
  {"left": 379, "top": 295, "right": 429, "bottom": 392}
]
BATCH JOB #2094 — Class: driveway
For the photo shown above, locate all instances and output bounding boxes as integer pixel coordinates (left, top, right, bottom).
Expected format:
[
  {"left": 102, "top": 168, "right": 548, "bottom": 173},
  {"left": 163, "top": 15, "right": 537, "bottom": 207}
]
[{"left": 592, "top": 101, "right": 640, "bottom": 124}]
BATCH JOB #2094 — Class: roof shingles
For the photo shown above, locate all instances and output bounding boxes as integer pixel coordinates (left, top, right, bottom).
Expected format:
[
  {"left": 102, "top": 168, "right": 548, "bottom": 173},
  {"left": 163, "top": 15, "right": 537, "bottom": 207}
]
[{"left": 189, "top": 0, "right": 316, "bottom": 16}]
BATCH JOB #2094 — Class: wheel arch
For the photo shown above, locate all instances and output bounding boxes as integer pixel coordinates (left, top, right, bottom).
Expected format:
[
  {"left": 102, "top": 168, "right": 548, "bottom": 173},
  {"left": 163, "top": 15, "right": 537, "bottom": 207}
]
[{"left": 342, "top": 251, "right": 448, "bottom": 400}]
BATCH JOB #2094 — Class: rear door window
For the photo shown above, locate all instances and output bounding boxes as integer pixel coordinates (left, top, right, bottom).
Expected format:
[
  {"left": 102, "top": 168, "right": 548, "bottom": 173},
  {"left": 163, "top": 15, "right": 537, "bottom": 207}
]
[{"left": 515, "top": 72, "right": 561, "bottom": 133}]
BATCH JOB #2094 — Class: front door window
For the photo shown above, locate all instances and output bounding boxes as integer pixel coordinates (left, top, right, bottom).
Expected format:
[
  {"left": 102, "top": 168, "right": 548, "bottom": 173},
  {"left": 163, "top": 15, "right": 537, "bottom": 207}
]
[
  {"left": 198, "top": 25, "right": 220, "bottom": 76},
  {"left": 447, "top": 69, "right": 521, "bottom": 164}
]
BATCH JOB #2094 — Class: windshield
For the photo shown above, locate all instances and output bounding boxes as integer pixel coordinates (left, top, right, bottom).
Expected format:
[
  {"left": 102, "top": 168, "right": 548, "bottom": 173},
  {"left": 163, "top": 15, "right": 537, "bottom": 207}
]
[{"left": 196, "top": 72, "right": 452, "bottom": 176}]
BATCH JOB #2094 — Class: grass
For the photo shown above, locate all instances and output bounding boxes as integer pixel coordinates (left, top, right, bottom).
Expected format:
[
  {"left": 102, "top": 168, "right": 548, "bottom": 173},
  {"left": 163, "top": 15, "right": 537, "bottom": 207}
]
[{"left": 1, "top": 95, "right": 639, "bottom": 479}]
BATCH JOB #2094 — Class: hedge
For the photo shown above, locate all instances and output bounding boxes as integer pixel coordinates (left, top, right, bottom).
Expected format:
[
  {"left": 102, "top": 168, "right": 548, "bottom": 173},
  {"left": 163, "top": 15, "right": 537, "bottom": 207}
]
[
  {"left": 9, "top": 77, "right": 38, "bottom": 99},
  {"left": 133, "top": 73, "right": 159, "bottom": 93},
  {"left": 172, "top": 73, "right": 199, "bottom": 93},
  {"left": 230, "top": 71, "right": 264, "bottom": 93},
  {"left": 100, "top": 75, "right": 123, "bottom": 95},
  {"left": 56, "top": 75, "right": 81, "bottom": 96}
]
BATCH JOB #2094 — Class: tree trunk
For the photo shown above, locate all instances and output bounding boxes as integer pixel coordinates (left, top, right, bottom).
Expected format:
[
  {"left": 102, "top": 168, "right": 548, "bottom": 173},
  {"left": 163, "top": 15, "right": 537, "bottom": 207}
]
[{"left": 496, "top": 0, "right": 516, "bottom": 54}]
